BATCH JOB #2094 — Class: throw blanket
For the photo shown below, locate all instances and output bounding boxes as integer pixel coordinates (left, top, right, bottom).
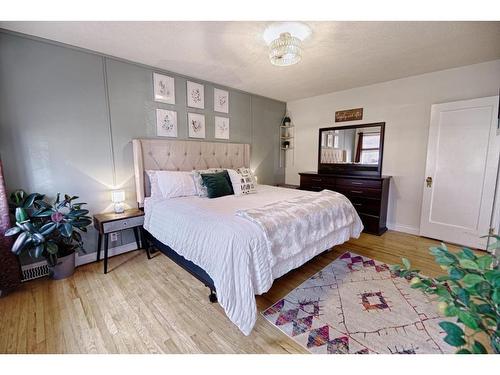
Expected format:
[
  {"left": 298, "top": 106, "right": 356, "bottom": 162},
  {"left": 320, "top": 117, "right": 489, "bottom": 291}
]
[{"left": 236, "top": 190, "right": 363, "bottom": 267}]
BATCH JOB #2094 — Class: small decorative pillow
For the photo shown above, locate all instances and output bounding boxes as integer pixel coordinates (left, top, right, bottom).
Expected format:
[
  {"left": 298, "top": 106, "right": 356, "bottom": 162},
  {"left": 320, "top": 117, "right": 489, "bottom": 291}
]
[
  {"left": 227, "top": 168, "right": 257, "bottom": 196},
  {"left": 155, "top": 170, "right": 197, "bottom": 198},
  {"left": 192, "top": 168, "right": 225, "bottom": 197},
  {"left": 201, "top": 171, "right": 234, "bottom": 199},
  {"left": 146, "top": 170, "right": 163, "bottom": 198}
]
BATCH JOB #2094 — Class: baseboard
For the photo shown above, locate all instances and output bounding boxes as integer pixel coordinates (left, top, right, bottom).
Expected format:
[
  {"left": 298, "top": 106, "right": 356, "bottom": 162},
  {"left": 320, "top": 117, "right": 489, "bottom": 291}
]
[
  {"left": 387, "top": 222, "right": 420, "bottom": 236},
  {"left": 75, "top": 242, "right": 139, "bottom": 267}
]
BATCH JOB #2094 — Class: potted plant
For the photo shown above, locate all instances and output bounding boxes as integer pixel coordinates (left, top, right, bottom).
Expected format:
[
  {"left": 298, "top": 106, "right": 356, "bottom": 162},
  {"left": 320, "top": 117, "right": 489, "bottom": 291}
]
[
  {"left": 282, "top": 116, "right": 291, "bottom": 127},
  {"left": 5, "top": 190, "right": 92, "bottom": 279},
  {"left": 393, "top": 237, "right": 499, "bottom": 354}
]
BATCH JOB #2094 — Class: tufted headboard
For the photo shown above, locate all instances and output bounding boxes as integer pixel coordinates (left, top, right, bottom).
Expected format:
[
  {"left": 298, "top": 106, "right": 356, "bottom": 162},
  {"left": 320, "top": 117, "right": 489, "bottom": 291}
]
[{"left": 133, "top": 139, "right": 250, "bottom": 206}]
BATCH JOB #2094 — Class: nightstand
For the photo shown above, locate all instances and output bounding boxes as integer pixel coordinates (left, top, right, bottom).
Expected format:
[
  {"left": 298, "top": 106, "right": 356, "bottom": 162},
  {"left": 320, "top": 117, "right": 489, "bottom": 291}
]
[{"left": 93, "top": 209, "right": 149, "bottom": 274}]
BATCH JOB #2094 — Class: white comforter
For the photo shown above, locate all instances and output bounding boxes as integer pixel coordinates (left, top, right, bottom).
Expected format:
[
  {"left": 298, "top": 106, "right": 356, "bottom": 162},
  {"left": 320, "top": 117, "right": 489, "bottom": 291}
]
[{"left": 144, "top": 185, "right": 363, "bottom": 335}]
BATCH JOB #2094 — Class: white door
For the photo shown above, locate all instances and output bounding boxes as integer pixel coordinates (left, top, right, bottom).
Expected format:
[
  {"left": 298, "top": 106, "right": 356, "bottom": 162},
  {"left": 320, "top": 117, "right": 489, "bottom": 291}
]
[{"left": 420, "top": 96, "right": 499, "bottom": 250}]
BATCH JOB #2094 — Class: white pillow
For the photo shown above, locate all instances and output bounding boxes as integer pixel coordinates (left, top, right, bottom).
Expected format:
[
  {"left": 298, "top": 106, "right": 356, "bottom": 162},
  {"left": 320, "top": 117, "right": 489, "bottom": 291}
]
[
  {"left": 192, "top": 168, "right": 225, "bottom": 197},
  {"left": 147, "top": 170, "right": 197, "bottom": 198},
  {"left": 146, "top": 170, "right": 163, "bottom": 198},
  {"left": 227, "top": 168, "right": 257, "bottom": 196}
]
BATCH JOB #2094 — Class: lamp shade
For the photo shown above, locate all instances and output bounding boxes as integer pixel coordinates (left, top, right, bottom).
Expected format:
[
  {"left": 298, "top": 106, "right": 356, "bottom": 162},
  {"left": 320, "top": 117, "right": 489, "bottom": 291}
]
[{"left": 111, "top": 190, "right": 125, "bottom": 203}]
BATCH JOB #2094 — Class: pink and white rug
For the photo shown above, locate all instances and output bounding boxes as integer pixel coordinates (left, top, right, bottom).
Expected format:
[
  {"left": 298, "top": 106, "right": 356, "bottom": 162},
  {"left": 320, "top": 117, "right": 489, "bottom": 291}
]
[{"left": 262, "top": 252, "right": 455, "bottom": 354}]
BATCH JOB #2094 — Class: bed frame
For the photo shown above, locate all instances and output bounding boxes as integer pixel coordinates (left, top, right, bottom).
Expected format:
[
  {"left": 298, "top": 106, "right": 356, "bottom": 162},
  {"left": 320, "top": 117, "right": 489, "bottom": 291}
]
[{"left": 132, "top": 138, "right": 251, "bottom": 302}]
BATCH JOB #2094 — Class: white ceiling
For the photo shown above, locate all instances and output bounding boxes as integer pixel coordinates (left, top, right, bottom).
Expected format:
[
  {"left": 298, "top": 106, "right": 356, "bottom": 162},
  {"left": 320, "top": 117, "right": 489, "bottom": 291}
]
[{"left": 1, "top": 21, "right": 499, "bottom": 101}]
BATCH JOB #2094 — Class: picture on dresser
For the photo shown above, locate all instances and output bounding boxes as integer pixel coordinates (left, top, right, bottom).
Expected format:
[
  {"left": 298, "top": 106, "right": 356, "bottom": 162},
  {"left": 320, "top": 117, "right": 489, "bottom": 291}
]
[
  {"left": 187, "top": 81, "right": 204, "bottom": 109},
  {"left": 214, "top": 88, "right": 229, "bottom": 113},
  {"left": 214, "top": 116, "right": 229, "bottom": 139},
  {"left": 153, "top": 73, "right": 175, "bottom": 104},
  {"left": 188, "top": 113, "right": 206, "bottom": 138},
  {"left": 156, "top": 109, "right": 177, "bottom": 137}
]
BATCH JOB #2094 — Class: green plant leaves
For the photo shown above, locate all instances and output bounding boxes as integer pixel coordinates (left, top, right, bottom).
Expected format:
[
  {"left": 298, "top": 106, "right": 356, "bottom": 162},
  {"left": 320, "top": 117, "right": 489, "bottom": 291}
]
[
  {"left": 456, "top": 288, "right": 470, "bottom": 306},
  {"left": 449, "top": 267, "right": 465, "bottom": 280},
  {"left": 444, "top": 333, "right": 466, "bottom": 347},
  {"left": 458, "top": 259, "right": 479, "bottom": 270},
  {"left": 402, "top": 257, "right": 411, "bottom": 270},
  {"left": 439, "top": 321, "right": 464, "bottom": 337},
  {"left": 476, "top": 255, "right": 493, "bottom": 270},
  {"left": 39, "top": 222, "right": 57, "bottom": 236},
  {"left": 461, "top": 248, "right": 476, "bottom": 260},
  {"left": 398, "top": 236, "right": 499, "bottom": 354},
  {"left": 67, "top": 209, "right": 89, "bottom": 217},
  {"left": 462, "top": 274, "right": 484, "bottom": 287},
  {"left": 15, "top": 207, "right": 28, "bottom": 222},
  {"left": 471, "top": 341, "right": 487, "bottom": 354},
  {"left": 59, "top": 223, "right": 73, "bottom": 238},
  {"left": 11, "top": 232, "right": 30, "bottom": 254},
  {"left": 46, "top": 242, "right": 58, "bottom": 255},
  {"left": 458, "top": 311, "right": 479, "bottom": 330},
  {"left": 31, "top": 209, "right": 54, "bottom": 218},
  {"left": 4, "top": 226, "right": 21, "bottom": 236}
]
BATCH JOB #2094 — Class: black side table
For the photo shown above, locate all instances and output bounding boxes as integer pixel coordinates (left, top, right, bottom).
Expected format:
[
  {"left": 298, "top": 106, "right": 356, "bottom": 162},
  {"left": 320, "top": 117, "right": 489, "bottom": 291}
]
[{"left": 93, "top": 209, "right": 149, "bottom": 273}]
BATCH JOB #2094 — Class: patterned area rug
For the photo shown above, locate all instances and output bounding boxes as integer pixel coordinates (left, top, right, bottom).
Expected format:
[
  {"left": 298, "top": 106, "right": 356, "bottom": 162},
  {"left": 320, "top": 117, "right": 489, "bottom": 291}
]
[{"left": 262, "top": 252, "right": 455, "bottom": 354}]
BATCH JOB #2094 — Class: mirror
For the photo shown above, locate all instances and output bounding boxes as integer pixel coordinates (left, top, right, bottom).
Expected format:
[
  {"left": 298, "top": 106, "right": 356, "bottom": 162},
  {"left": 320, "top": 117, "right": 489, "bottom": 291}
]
[{"left": 318, "top": 122, "right": 385, "bottom": 176}]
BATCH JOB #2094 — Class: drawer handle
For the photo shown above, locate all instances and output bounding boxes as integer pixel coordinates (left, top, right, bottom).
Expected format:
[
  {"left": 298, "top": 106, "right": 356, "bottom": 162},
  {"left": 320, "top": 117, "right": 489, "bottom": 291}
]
[
  {"left": 311, "top": 186, "right": 322, "bottom": 190},
  {"left": 350, "top": 190, "right": 363, "bottom": 194},
  {"left": 123, "top": 222, "right": 128, "bottom": 226},
  {"left": 351, "top": 182, "right": 363, "bottom": 185},
  {"left": 353, "top": 203, "right": 362, "bottom": 206},
  {"left": 311, "top": 178, "right": 322, "bottom": 182}
]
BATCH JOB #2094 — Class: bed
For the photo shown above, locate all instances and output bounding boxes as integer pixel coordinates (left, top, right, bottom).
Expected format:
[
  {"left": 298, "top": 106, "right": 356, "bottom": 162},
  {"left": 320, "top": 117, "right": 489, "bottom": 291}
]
[{"left": 133, "top": 138, "right": 363, "bottom": 335}]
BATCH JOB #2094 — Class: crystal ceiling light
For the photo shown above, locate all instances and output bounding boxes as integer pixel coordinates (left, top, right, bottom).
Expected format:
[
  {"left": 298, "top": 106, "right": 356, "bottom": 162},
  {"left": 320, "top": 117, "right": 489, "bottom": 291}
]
[
  {"left": 264, "top": 22, "right": 311, "bottom": 67},
  {"left": 269, "top": 32, "right": 302, "bottom": 66}
]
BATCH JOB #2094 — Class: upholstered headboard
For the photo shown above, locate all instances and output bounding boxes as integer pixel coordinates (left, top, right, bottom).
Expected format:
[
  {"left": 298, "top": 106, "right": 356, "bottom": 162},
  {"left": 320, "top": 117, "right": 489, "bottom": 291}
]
[{"left": 133, "top": 139, "right": 250, "bottom": 206}]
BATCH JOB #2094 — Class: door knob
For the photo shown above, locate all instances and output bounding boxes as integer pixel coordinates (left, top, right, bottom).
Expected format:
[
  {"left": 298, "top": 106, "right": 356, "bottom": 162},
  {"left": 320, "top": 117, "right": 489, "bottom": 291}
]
[{"left": 426, "top": 176, "right": 432, "bottom": 188}]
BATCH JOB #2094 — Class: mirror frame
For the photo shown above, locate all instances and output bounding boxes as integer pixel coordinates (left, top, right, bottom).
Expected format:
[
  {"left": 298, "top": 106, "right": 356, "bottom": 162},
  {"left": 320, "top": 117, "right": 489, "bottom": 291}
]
[{"left": 317, "top": 122, "right": 385, "bottom": 176}]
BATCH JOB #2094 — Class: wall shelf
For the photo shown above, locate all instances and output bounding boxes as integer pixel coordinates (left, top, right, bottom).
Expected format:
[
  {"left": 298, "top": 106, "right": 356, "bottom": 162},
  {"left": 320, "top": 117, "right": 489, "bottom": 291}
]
[{"left": 279, "top": 122, "right": 294, "bottom": 168}]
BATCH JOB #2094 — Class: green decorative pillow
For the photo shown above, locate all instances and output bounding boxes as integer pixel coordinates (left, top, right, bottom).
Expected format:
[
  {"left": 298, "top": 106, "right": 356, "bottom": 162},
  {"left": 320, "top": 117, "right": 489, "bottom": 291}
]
[{"left": 200, "top": 170, "right": 234, "bottom": 198}]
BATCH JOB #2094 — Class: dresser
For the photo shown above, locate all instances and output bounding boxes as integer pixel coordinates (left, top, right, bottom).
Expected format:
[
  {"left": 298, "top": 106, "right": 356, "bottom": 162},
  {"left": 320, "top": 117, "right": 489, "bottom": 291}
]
[{"left": 299, "top": 172, "right": 391, "bottom": 235}]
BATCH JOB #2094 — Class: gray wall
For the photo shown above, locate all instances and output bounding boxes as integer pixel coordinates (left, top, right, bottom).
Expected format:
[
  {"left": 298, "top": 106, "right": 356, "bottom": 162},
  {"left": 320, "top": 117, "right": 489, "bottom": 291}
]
[{"left": 0, "top": 30, "right": 286, "bottom": 259}]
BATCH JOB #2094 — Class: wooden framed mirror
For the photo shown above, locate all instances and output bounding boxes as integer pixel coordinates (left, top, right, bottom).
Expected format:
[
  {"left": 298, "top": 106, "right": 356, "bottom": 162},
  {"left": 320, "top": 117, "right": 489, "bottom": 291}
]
[{"left": 318, "top": 122, "right": 385, "bottom": 176}]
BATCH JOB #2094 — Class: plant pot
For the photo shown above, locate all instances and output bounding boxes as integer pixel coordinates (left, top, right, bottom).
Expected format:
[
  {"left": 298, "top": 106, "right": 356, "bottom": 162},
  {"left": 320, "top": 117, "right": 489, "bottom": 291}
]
[{"left": 50, "top": 252, "right": 75, "bottom": 280}]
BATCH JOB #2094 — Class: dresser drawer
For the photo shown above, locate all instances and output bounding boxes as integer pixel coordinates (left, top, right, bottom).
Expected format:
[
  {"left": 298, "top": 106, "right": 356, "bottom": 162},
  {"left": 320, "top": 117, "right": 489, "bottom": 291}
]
[
  {"left": 300, "top": 184, "right": 335, "bottom": 192},
  {"left": 349, "top": 197, "right": 381, "bottom": 216},
  {"left": 336, "top": 177, "right": 381, "bottom": 189},
  {"left": 358, "top": 213, "right": 382, "bottom": 234},
  {"left": 102, "top": 215, "right": 144, "bottom": 233},
  {"left": 300, "top": 175, "right": 335, "bottom": 186},
  {"left": 335, "top": 186, "right": 382, "bottom": 199}
]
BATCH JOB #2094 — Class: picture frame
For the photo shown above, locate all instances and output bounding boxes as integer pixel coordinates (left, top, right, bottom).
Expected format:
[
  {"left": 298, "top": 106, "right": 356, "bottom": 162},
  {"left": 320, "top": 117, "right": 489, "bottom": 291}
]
[
  {"left": 153, "top": 73, "right": 175, "bottom": 104},
  {"left": 214, "top": 116, "right": 230, "bottom": 140},
  {"left": 186, "top": 81, "right": 204, "bottom": 109},
  {"left": 188, "top": 113, "right": 206, "bottom": 139},
  {"left": 156, "top": 109, "right": 177, "bottom": 137},
  {"left": 214, "top": 88, "right": 229, "bottom": 113}
]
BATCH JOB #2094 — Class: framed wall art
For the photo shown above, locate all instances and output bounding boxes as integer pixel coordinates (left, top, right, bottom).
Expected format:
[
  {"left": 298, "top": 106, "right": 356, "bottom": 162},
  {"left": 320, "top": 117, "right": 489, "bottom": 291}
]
[
  {"left": 214, "top": 116, "right": 229, "bottom": 139},
  {"left": 214, "top": 88, "right": 229, "bottom": 113},
  {"left": 153, "top": 73, "right": 175, "bottom": 104},
  {"left": 156, "top": 109, "right": 177, "bottom": 137},
  {"left": 187, "top": 81, "right": 204, "bottom": 109},
  {"left": 188, "top": 113, "right": 206, "bottom": 138}
]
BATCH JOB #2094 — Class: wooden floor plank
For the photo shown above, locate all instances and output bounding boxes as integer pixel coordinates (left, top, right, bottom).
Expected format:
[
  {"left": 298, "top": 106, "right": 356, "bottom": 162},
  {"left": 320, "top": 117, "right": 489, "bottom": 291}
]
[{"left": 0, "top": 231, "right": 472, "bottom": 353}]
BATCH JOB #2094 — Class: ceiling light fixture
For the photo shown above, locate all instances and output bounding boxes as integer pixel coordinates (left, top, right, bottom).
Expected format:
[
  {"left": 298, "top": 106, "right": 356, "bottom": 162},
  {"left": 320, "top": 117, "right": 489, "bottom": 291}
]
[
  {"left": 264, "top": 22, "right": 311, "bottom": 67},
  {"left": 269, "top": 32, "right": 302, "bottom": 66}
]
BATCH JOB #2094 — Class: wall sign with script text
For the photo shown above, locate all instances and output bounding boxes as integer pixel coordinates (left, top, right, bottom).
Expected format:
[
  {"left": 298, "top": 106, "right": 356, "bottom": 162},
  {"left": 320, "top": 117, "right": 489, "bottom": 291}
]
[{"left": 335, "top": 108, "right": 363, "bottom": 122}]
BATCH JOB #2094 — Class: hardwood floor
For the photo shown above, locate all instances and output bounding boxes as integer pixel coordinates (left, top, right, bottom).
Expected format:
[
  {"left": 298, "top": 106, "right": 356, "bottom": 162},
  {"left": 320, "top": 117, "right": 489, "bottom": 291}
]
[{"left": 0, "top": 231, "right": 465, "bottom": 354}]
